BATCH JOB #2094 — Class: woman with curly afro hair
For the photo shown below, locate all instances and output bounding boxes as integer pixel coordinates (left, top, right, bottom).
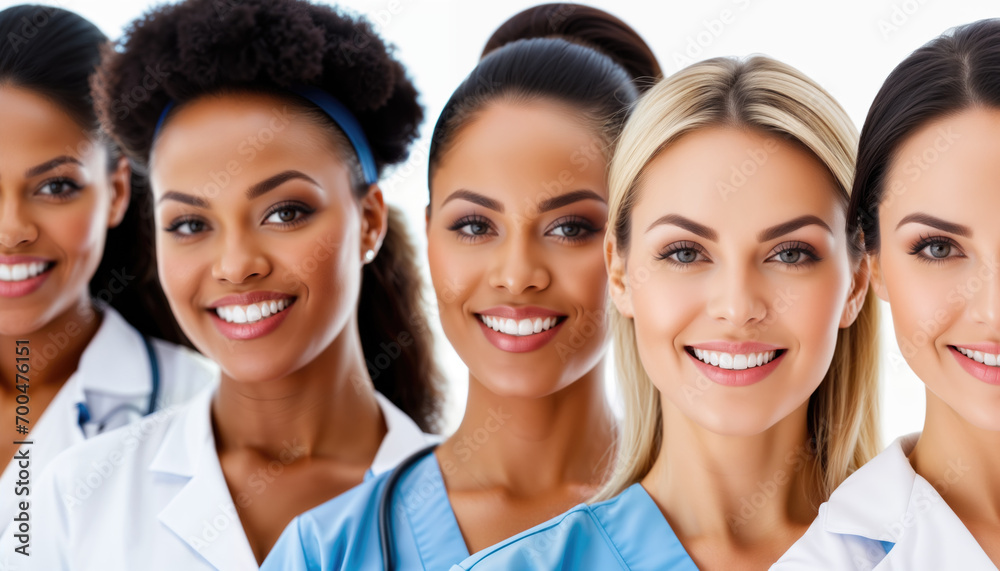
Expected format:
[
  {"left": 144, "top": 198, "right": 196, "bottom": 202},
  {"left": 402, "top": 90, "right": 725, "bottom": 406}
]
[{"left": 2, "top": 0, "right": 446, "bottom": 568}]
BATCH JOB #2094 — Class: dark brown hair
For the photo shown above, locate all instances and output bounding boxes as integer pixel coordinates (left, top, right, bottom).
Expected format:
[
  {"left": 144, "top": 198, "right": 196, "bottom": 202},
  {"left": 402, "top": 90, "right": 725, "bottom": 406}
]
[
  {"left": 91, "top": 0, "right": 443, "bottom": 431},
  {"left": 428, "top": 3, "right": 661, "bottom": 188},
  {"left": 0, "top": 4, "right": 187, "bottom": 345},
  {"left": 850, "top": 18, "right": 1000, "bottom": 254}
]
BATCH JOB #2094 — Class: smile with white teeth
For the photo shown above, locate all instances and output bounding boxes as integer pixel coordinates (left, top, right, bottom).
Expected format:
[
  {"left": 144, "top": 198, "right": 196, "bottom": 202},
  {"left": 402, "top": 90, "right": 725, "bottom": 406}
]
[
  {"left": 0, "top": 262, "right": 51, "bottom": 282},
  {"left": 215, "top": 299, "right": 292, "bottom": 324},
  {"left": 479, "top": 315, "right": 561, "bottom": 336},
  {"left": 691, "top": 348, "right": 779, "bottom": 370},
  {"left": 955, "top": 346, "right": 1000, "bottom": 367}
]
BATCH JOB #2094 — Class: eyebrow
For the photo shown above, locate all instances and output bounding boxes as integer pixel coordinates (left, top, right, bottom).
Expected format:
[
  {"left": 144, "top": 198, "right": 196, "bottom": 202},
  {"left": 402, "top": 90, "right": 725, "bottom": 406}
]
[
  {"left": 440, "top": 189, "right": 504, "bottom": 213},
  {"left": 895, "top": 213, "right": 972, "bottom": 237},
  {"left": 537, "top": 189, "right": 607, "bottom": 213},
  {"left": 246, "top": 170, "right": 318, "bottom": 200},
  {"left": 158, "top": 170, "right": 319, "bottom": 208},
  {"left": 25, "top": 156, "right": 82, "bottom": 178},
  {"left": 645, "top": 213, "right": 833, "bottom": 243},
  {"left": 757, "top": 215, "right": 833, "bottom": 242},
  {"left": 645, "top": 214, "right": 718, "bottom": 241}
]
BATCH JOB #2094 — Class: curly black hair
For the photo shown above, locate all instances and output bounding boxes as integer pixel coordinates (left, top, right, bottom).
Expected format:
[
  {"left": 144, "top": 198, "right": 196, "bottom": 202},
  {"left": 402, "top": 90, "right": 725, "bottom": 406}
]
[{"left": 93, "top": 0, "right": 443, "bottom": 432}]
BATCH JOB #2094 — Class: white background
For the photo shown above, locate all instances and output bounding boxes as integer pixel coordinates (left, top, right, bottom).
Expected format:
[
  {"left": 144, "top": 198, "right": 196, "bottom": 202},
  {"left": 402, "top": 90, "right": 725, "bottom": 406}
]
[{"left": 6, "top": 0, "right": 997, "bottom": 440}]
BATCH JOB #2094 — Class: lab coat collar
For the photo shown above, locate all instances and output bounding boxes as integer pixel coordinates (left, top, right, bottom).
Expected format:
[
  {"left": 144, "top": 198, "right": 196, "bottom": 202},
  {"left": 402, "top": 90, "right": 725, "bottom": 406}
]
[
  {"left": 72, "top": 303, "right": 153, "bottom": 399},
  {"left": 823, "top": 433, "right": 919, "bottom": 541},
  {"left": 823, "top": 433, "right": 993, "bottom": 569},
  {"left": 147, "top": 388, "right": 431, "bottom": 569}
]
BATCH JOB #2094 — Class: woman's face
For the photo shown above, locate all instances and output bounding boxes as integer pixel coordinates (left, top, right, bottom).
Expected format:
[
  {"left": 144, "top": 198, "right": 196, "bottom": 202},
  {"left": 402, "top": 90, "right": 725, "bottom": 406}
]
[
  {"left": 428, "top": 100, "right": 610, "bottom": 398},
  {"left": 872, "top": 107, "right": 1000, "bottom": 432},
  {"left": 0, "top": 86, "right": 129, "bottom": 335},
  {"left": 150, "top": 93, "right": 385, "bottom": 383},
  {"left": 610, "top": 127, "right": 866, "bottom": 436}
]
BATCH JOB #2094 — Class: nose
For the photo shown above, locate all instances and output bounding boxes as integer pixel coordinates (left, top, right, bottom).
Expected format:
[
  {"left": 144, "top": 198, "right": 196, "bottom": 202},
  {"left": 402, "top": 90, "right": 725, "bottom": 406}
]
[
  {"left": 211, "top": 231, "right": 271, "bottom": 284},
  {"left": 487, "top": 232, "right": 551, "bottom": 295},
  {"left": 705, "top": 261, "right": 768, "bottom": 328},
  {"left": 0, "top": 197, "right": 38, "bottom": 249},
  {"left": 968, "top": 257, "right": 1000, "bottom": 333}
]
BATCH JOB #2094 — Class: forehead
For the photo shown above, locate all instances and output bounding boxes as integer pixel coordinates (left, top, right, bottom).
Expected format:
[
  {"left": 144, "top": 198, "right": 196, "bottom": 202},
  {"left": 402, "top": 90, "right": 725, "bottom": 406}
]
[
  {"left": 431, "top": 100, "right": 608, "bottom": 204},
  {"left": 149, "top": 92, "right": 345, "bottom": 197},
  {"left": 881, "top": 107, "right": 1000, "bottom": 225},
  {"left": 0, "top": 86, "right": 95, "bottom": 163},
  {"left": 633, "top": 126, "right": 844, "bottom": 233}
]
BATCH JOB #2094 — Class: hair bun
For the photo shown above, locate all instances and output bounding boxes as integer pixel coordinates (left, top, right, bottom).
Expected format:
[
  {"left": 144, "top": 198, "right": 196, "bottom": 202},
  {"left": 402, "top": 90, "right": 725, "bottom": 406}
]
[{"left": 482, "top": 3, "right": 661, "bottom": 90}]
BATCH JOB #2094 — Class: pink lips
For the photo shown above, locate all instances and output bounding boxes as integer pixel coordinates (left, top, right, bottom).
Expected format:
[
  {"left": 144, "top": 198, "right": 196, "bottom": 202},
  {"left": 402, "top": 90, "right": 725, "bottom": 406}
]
[
  {"left": 686, "top": 341, "right": 786, "bottom": 387},
  {"left": 476, "top": 306, "right": 567, "bottom": 353},
  {"left": 0, "top": 256, "right": 55, "bottom": 298},
  {"left": 207, "top": 292, "right": 296, "bottom": 341},
  {"left": 949, "top": 345, "right": 1000, "bottom": 385}
]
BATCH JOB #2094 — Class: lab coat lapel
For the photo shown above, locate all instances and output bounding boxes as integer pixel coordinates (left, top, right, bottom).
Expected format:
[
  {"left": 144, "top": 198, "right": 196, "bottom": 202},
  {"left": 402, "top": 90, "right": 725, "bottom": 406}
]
[{"left": 152, "top": 390, "right": 259, "bottom": 570}]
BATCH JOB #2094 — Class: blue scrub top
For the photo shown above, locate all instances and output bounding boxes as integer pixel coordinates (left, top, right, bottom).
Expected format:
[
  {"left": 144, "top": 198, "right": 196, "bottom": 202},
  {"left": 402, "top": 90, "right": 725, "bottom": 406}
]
[
  {"left": 452, "top": 483, "right": 699, "bottom": 571},
  {"left": 262, "top": 452, "right": 470, "bottom": 570}
]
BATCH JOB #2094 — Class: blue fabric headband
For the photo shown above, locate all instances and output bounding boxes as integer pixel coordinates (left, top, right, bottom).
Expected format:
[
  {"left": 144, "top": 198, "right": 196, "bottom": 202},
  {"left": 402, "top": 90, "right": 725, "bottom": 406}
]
[{"left": 153, "top": 86, "right": 378, "bottom": 185}]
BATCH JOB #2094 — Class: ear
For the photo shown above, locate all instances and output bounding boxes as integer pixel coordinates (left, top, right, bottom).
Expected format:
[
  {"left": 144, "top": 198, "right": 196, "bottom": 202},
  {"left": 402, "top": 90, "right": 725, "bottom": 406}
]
[
  {"left": 424, "top": 203, "right": 431, "bottom": 238},
  {"left": 606, "top": 234, "right": 634, "bottom": 318},
  {"left": 107, "top": 156, "right": 131, "bottom": 228},
  {"left": 839, "top": 254, "right": 872, "bottom": 328},
  {"left": 358, "top": 184, "right": 388, "bottom": 262},
  {"left": 867, "top": 252, "right": 889, "bottom": 303}
]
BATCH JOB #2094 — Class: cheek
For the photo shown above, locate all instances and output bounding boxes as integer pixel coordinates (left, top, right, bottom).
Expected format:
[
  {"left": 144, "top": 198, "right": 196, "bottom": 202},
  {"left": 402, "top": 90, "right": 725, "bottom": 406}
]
[
  {"left": 554, "top": 245, "right": 608, "bottom": 313},
  {"left": 47, "top": 196, "right": 109, "bottom": 267},
  {"left": 427, "top": 233, "right": 479, "bottom": 314},
  {"left": 881, "top": 253, "right": 959, "bottom": 356}
]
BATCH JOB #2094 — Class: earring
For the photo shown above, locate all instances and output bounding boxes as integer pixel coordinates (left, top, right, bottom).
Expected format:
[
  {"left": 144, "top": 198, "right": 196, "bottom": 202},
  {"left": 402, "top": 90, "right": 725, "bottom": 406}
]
[{"left": 363, "top": 249, "right": 376, "bottom": 264}]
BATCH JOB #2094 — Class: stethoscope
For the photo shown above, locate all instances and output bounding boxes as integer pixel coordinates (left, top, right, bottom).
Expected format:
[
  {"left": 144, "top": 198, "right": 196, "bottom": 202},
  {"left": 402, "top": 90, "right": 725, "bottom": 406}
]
[
  {"left": 377, "top": 443, "right": 439, "bottom": 571},
  {"left": 76, "top": 335, "right": 161, "bottom": 436}
]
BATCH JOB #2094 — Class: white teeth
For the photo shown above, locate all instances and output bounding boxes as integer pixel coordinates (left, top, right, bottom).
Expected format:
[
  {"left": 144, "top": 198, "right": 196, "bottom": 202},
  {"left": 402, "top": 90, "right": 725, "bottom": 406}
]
[
  {"left": 693, "top": 349, "right": 778, "bottom": 370},
  {"left": 214, "top": 299, "right": 293, "bottom": 324},
  {"left": 480, "top": 315, "right": 561, "bottom": 337},
  {"left": 0, "top": 262, "right": 49, "bottom": 282},
  {"left": 957, "top": 347, "right": 1000, "bottom": 367}
]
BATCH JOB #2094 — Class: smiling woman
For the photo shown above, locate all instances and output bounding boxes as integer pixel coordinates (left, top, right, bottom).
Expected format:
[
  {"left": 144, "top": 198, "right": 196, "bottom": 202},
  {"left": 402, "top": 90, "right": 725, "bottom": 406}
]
[
  {"left": 0, "top": 3, "right": 215, "bottom": 542},
  {"left": 261, "top": 3, "right": 661, "bottom": 570},
  {"left": 2, "top": 0, "right": 445, "bottom": 569}
]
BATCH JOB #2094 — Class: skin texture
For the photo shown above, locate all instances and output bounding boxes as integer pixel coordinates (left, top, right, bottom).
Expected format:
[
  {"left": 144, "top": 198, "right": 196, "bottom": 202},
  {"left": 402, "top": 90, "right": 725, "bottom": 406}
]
[
  {"left": 871, "top": 107, "right": 1000, "bottom": 564},
  {"left": 0, "top": 86, "right": 129, "bottom": 470},
  {"left": 151, "top": 92, "right": 390, "bottom": 563},
  {"left": 608, "top": 127, "right": 868, "bottom": 569},
  {"left": 428, "top": 100, "right": 616, "bottom": 553}
]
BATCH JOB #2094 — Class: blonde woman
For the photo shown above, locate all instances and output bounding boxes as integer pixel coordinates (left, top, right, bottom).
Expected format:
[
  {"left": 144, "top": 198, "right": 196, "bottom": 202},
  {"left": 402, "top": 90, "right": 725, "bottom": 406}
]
[{"left": 454, "top": 56, "right": 880, "bottom": 570}]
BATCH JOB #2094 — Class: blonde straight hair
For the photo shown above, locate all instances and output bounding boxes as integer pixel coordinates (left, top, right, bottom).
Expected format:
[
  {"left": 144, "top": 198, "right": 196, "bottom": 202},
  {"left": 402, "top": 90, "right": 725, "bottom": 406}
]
[{"left": 595, "top": 56, "right": 881, "bottom": 503}]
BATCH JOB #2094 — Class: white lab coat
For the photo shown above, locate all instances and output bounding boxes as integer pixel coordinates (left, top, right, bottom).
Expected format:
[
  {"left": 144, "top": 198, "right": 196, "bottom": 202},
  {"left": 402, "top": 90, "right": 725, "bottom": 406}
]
[
  {"left": 0, "top": 304, "right": 216, "bottom": 537},
  {"left": 0, "top": 385, "right": 433, "bottom": 570},
  {"left": 772, "top": 433, "right": 997, "bottom": 570}
]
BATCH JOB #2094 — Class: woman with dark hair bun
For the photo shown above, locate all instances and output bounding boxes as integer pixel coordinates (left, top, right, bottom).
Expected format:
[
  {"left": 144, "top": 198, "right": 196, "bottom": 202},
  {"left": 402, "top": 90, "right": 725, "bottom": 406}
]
[
  {"left": 0, "top": 2, "right": 215, "bottom": 537},
  {"left": 2, "top": 0, "right": 444, "bottom": 568},
  {"left": 777, "top": 19, "right": 1000, "bottom": 570},
  {"left": 263, "top": 4, "right": 660, "bottom": 569}
]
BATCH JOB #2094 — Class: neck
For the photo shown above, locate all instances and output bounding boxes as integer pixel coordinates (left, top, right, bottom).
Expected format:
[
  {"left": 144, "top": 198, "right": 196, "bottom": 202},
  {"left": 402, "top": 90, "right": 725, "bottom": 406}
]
[
  {"left": 642, "top": 397, "right": 818, "bottom": 545},
  {"left": 0, "top": 295, "right": 102, "bottom": 390},
  {"left": 909, "top": 390, "right": 1000, "bottom": 524},
  {"left": 211, "top": 322, "right": 385, "bottom": 464},
  {"left": 441, "top": 359, "right": 616, "bottom": 495}
]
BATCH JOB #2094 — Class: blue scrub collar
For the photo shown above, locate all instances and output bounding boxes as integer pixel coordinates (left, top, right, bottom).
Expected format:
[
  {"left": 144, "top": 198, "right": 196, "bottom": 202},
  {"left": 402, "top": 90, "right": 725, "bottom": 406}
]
[{"left": 153, "top": 86, "right": 378, "bottom": 185}]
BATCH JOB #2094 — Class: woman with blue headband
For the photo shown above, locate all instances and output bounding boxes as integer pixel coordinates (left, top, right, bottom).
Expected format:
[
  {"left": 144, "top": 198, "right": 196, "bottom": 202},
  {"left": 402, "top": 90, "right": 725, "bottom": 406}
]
[{"left": 0, "top": 0, "right": 444, "bottom": 568}]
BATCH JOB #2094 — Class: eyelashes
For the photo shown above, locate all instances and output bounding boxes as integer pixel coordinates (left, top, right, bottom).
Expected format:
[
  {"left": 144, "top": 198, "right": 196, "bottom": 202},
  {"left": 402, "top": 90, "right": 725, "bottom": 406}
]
[
  {"left": 655, "top": 241, "right": 822, "bottom": 268},
  {"left": 907, "top": 233, "right": 964, "bottom": 263},
  {"left": 36, "top": 177, "right": 84, "bottom": 201},
  {"left": 446, "top": 214, "right": 602, "bottom": 244},
  {"left": 162, "top": 201, "right": 316, "bottom": 237}
]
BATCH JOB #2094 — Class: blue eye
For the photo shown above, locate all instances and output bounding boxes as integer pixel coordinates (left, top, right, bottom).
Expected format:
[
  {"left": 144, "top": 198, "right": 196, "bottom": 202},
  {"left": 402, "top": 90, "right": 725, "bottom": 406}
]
[
  {"left": 657, "top": 241, "right": 708, "bottom": 266},
  {"left": 767, "top": 242, "right": 820, "bottom": 267},
  {"left": 546, "top": 216, "right": 600, "bottom": 243},
  {"left": 448, "top": 215, "right": 495, "bottom": 242},
  {"left": 165, "top": 217, "right": 208, "bottom": 236}
]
